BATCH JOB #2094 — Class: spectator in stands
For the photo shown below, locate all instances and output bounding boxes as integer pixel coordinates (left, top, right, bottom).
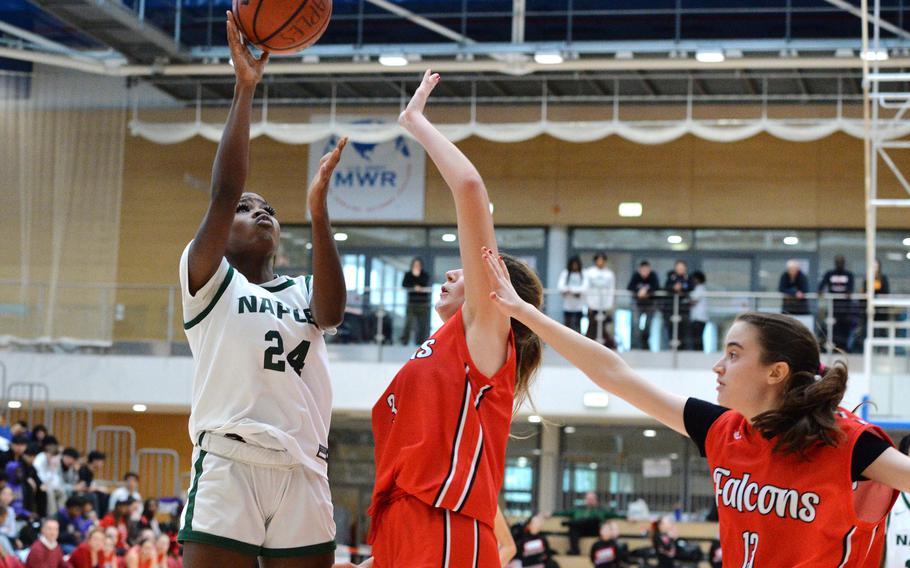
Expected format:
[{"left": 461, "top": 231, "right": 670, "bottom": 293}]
[
  {"left": 24, "top": 519, "right": 67, "bottom": 568},
  {"left": 651, "top": 516, "right": 678, "bottom": 568},
  {"left": 10, "top": 424, "right": 26, "bottom": 440},
  {"left": 554, "top": 491, "right": 619, "bottom": 555},
  {"left": 0, "top": 517, "right": 20, "bottom": 568},
  {"left": 584, "top": 252, "right": 617, "bottom": 349},
  {"left": 59, "top": 449, "right": 80, "bottom": 499},
  {"left": 589, "top": 520, "right": 626, "bottom": 568},
  {"left": 558, "top": 255, "right": 587, "bottom": 333},
  {"left": 99, "top": 498, "right": 132, "bottom": 551},
  {"left": 55, "top": 496, "right": 90, "bottom": 553},
  {"left": 399, "top": 257, "right": 432, "bottom": 346},
  {"left": 9, "top": 444, "right": 44, "bottom": 519},
  {"left": 76, "top": 451, "right": 107, "bottom": 518},
  {"left": 154, "top": 534, "right": 179, "bottom": 568},
  {"left": 689, "top": 271, "right": 708, "bottom": 352},
  {"left": 0, "top": 506, "right": 16, "bottom": 558},
  {"left": 0, "top": 489, "right": 19, "bottom": 549},
  {"left": 102, "top": 527, "right": 122, "bottom": 557},
  {"left": 125, "top": 534, "right": 158, "bottom": 568},
  {"left": 708, "top": 539, "right": 722, "bottom": 568},
  {"left": 818, "top": 255, "right": 855, "bottom": 352},
  {"left": 69, "top": 527, "right": 116, "bottom": 568},
  {"left": 29, "top": 427, "right": 47, "bottom": 450},
  {"left": 107, "top": 474, "right": 140, "bottom": 517},
  {"left": 628, "top": 261, "right": 661, "bottom": 350},
  {"left": 136, "top": 500, "right": 159, "bottom": 536},
  {"left": 515, "top": 514, "right": 557, "bottom": 568},
  {"left": 0, "top": 435, "right": 28, "bottom": 472},
  {"left": 34, "top": 438, "right": 65, "bottom": 517},
  {"left": 663, "top": 260, "right": 693, "bottom": 350},
  {"left": 778, "top": 260, "right": 810, "bottom": 315}
]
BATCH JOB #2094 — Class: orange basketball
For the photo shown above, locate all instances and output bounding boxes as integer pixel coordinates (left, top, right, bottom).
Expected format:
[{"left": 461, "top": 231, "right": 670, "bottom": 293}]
[{"left": 232, "top": 0, "right": 332, "bottom": 55}]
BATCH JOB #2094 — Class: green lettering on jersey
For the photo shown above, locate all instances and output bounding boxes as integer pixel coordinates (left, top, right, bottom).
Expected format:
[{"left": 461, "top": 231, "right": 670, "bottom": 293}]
[
  {"left": 238, "top": 295, "right": 258, "bottom": 314},
  {"left": 276, "top": 301, "right": 291, "bottom": 319},
  {"left": 259, "top": 298, "right": 275, "bottom": 315}
]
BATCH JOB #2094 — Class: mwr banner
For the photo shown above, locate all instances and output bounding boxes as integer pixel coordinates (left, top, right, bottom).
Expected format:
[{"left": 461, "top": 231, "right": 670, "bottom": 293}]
[{"left": 307, "top": 131, "right": 426, "bottom": 221}]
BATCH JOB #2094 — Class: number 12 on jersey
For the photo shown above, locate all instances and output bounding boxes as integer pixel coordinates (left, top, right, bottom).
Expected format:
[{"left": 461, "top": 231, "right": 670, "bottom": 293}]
[
  {"left": 742, "top": 531, "right": 759, "bottom": 568},
  {"left": 263, "top": 330, "right": 310, "bottom": 377}
]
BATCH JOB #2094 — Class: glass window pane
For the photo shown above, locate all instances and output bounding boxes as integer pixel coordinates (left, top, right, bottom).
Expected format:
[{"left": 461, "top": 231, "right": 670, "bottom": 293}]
[
  {"left": 572, "top": 229, "right": 694, "bottom": 251},
  {"left": 333, "top": 226, "right": 427, "bottom": 248},
  {"left": 696, "top": 229, "right": 817, "bottom": 252}
]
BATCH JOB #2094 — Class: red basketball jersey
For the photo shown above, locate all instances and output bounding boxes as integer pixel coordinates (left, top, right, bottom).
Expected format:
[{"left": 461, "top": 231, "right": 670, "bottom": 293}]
[
  {"left": 369, "top": 308, "right": 516, "bottom": 539},
  {"left": 705, "top": 407, "right": 897, "bottom": 567}
]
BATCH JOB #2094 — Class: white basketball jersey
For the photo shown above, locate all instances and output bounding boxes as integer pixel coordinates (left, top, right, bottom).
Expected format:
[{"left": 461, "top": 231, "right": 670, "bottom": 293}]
[
  {"left": 179, "top": 243, "right": 332, "bottom": 477},
  {"left": 886, "top": 493, "right": 910, "bottom": 568}
]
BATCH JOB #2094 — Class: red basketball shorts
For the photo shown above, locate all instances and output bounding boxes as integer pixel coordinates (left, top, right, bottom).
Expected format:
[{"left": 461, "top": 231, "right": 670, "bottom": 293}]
[{"left": 371, "top": 495, "right": 498, "bottom": 568}]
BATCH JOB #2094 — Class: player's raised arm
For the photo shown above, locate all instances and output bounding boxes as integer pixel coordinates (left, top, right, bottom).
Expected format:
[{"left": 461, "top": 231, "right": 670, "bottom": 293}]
[
  {"left": 307, "top": 137, "right": 348, "bottom": 330},
  {"left": 186, "top": 11, "right": 268, "bottom": 295},
  {"left": 398, "top": 71, "right": 509, "bottom": 339},
  {"left": 482, "top": 248, "right": 688, "bottom": 435}
]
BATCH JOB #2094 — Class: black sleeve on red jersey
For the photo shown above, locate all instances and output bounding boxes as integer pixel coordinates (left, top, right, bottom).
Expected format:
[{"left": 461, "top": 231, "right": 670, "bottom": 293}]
[
  {"left": 684, "top": 398, "right": 730, "bottom": 457},
  {"left": 851, "top": 430, "right": 891, "bottom": 482}
]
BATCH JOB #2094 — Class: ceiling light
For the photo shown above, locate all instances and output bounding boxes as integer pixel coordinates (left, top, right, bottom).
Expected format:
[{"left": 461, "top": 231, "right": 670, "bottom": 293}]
[
  {"left": 564, "top": 426, "right": 576, "bottom": 434},
  {"left": 862, "top": 50, "right": 889, "bottom": 62},
  {"left": 528, "top": 415, "right": 542, "bottom": 423},
  {"left": 7, "top": 401, "right": 21, "bottom": 409},
  {"left": 588, "top": 462, "right": 598, "bottom": 470},
  {"left": 534, "top": 52, "right": 564, "bottom": 65},
  {"left": 516, "top": 456, "right": 528, "bottom": 467},
  {"left": 902, "top": 237, "right": 910, "bottom": 246},
  {"left": 618, "top": 202, "right": 643, "bottom": 218},
  {"left": 643, "top": 429, "right": 657, "bottom": 438},
  {"left": 905, "top": 252, "right": 910, "bottom": 260},
  {"left": 305, "top": 243, "right": 313, "bottom": 250},
  {"left": 667, "top": 235, "right": 683, "bottom": 244},
  {"left": 378, "top": 54, "right": 408, "bottom": 67},
  {"left": 783, "top": 236, "right": 799, "bottom": 246},
  {"left": 583, "top": 391, "right": 610, "bottom": 408},
  {"left": 333, "top": 232, "right": 348, "bottom": 242},
  {"left": 132, "top": 404, "right": 147, "bottom": 412},
  {"left": 695, "top": 50, "right": 725, "bottom": 63},
  {"left": 441, "top": 233, "right": 457, "bottom": 243},
  {"left": 669, "top": 453, "right": 679, "bottom": 460}
]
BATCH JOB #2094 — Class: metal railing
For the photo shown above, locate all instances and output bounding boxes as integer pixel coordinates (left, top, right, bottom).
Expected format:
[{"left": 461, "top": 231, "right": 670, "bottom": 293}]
[{"left": 1, "top": 279, "right": 907, "bottom": 362}]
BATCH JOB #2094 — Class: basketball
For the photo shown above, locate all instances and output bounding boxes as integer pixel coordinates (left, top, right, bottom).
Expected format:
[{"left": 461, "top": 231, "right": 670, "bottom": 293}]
[{"left": 232, "top": 0, "right": 332, "bottom": 55}]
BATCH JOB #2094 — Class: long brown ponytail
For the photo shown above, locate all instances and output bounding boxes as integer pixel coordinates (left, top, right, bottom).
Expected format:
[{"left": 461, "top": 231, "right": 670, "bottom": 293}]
[
  {"left": 736, "top": 312, "right": 848, "bottom": 457},
  {"left": 500, "top": 253, "right": 544, "bottom": 412}
]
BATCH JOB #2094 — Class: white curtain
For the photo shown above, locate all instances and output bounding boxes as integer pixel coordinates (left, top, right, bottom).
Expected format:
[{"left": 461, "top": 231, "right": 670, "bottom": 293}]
[
  {"left": 0, "top": 67, "right": 127, "bottom": 346},
  {"left": 129, "top": 116, "right": 903, "bottom": 146}
]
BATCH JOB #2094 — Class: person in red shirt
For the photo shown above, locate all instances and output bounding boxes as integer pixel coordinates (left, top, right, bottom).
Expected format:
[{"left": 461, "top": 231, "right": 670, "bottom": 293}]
[
  {"left": 349, "top": 70, "right": 544, "bottom": 568},
  {"left": 154, "top": 535, "right": 180, "bottom": 568},
  {"left": 483, "top": 261, "right": 910, "bottom": 567},
  {"left": 25, "top": 519, "right": 68, "bottom": 568},
  {"left": 98, "top": 499, "right": 132, "bottom": 551},
  {"left": 70, "top": 528, "right": 118, "bottom": 568}
]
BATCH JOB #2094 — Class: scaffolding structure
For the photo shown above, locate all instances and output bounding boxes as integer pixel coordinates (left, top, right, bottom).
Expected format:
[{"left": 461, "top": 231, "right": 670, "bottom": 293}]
[{"left": 862, "top": 0, "right": 910, "bottom": 429}]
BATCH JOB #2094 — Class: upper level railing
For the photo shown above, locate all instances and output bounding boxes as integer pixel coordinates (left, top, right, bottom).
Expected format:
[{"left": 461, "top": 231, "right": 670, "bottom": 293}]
[{"left": 2, "top": 280, "right": 907, "bottom": 365}]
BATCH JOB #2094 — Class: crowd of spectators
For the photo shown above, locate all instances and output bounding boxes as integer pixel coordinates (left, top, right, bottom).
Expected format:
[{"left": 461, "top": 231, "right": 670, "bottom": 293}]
[{"left": 0, "top": 419, "right": 182, "bottom": 568}]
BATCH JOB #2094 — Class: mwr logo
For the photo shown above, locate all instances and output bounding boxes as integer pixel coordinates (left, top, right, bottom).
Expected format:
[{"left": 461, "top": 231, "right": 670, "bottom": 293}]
[{"left": 713, "top": 468, "right": 820, "bottom": 523}]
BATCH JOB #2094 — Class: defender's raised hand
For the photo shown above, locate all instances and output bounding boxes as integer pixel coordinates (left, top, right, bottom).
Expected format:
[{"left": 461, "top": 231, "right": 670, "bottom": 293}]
[{"left": 399, "top": 69, "right": 441, "bottom": 128}]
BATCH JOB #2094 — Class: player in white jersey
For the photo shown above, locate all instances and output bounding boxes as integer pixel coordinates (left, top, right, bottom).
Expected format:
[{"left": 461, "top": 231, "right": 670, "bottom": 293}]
[
  {"left": 886, "top": 435, "right": 910, "bottom": 568},
  {"left": 177, "top": 12, "right": 347, "bottom": 568}
]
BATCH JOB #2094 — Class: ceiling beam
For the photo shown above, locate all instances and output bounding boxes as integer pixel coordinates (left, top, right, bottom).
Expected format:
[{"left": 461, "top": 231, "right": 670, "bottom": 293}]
[
  {"left": 512, "top": 0, "right": 526, "bottom": 44},
  {"left": 364, "top": 0, "right": 473, "bottom": 44}
]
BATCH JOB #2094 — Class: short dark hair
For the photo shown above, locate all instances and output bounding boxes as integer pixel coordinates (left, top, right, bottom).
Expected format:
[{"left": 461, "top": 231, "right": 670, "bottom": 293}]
[
  {"left": 10, "top": 434, "right": 28, "bottom": 446},
  {"left": 14, "top": 421, "right": 27, "bottom": 429},
  {"left": 62, "top": 447, "right": 80, "bottom": 460},
  {"left": 692, "top": 271, "right": 706, "bottom": 284},
  {"left": 124, "top": 471, "right": 139, "bottom": 481},
  {"left": 24, "top": 443, "right": 40, "bottom": 457},
  {"left": 593, "top": 252, "right": 607, "bottom": 263},
  {"left": 65, "top": 496, "right": 83, "bottom": 510},
  {"left": 87, "top": 451, "right": 105, "bottom": 463},
  {"left": 43, "top": 435, "right": 59, "bottom": 447},
  {"left": 639, "top": 260, "right": 651, "bottom": 268}
]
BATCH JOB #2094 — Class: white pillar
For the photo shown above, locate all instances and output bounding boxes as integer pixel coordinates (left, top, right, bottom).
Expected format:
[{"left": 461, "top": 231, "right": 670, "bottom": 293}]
[
  {"left": 546, "top": 226, "right": 568, "bottom": 321},
  {"left": 537, "top": 424, "right": 561, "bottom": 514}
]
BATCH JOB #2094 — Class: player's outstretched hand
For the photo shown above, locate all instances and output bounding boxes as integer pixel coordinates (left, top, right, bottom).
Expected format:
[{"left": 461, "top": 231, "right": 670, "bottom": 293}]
[
  {"left": 482, "top": 246, "right": 529, "bottom": 318},
  {"left": 308, "top": 136, "right": 348, "bottom": 215},
  {"left": 399, "top": 69, "right": 441, "bottom": 128},
  {"left": 226, "top": 11, "right": 269, "bottom": 86}
]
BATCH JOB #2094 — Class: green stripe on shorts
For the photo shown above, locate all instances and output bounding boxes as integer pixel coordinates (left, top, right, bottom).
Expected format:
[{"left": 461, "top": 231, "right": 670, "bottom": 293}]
[
  {"left": 177, "top": 529, "right": 260, "bottom": 556},
  {"left": 182, "top": 448, "right": 207, "bottom": 531}
]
